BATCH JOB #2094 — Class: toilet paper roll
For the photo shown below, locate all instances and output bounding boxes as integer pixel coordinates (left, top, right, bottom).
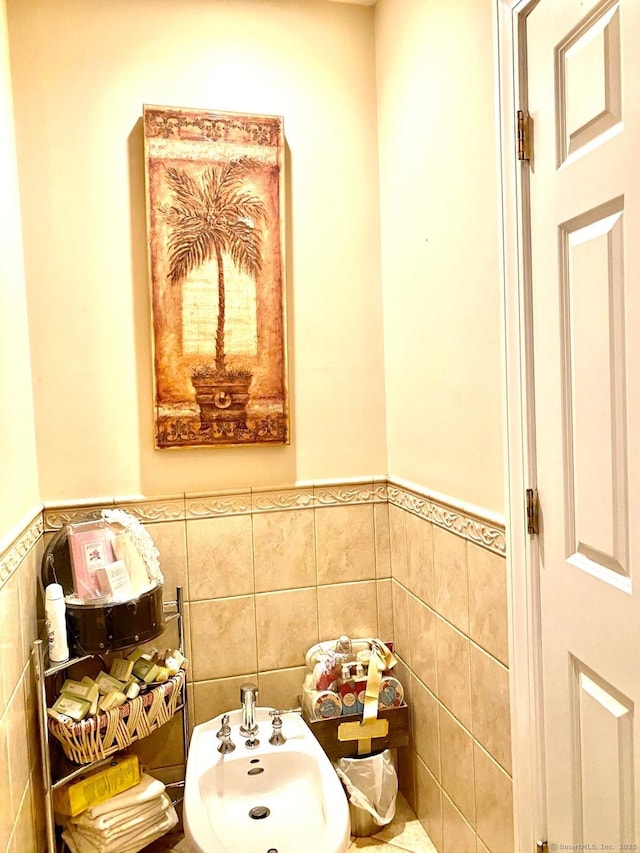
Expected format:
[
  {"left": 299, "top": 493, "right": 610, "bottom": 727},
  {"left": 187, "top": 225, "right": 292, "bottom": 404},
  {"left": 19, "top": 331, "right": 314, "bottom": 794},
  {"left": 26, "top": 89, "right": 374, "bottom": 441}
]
[
  {"left": 308, "top": 690, "right": 343, "bottom": 720},
  {"left": 378, "top": 677, "right": 404, "bottom": 709}
]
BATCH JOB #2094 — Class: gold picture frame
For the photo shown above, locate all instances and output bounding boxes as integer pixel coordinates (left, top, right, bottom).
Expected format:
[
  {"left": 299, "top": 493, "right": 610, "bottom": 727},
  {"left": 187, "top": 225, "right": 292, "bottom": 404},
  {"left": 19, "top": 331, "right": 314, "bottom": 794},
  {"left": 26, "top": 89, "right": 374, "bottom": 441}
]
[{"left": 143, "top": 105, "right": 289, "bottom": 449}]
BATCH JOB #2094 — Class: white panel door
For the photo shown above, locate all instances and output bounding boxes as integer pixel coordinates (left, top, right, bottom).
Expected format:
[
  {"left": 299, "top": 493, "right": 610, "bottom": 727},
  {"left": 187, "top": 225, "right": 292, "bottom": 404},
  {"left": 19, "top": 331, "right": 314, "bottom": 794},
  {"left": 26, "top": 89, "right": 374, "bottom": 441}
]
[{"left": 525, "top": 0, "right": 640, "bottom": 845}]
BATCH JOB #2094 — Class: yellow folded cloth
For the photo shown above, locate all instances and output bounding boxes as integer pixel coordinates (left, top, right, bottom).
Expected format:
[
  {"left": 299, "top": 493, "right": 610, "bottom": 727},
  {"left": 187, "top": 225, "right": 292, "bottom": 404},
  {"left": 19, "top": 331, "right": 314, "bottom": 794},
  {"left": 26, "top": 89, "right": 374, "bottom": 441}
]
[{"left": 81, "top": 773, "right": 164, "bottom": 819}]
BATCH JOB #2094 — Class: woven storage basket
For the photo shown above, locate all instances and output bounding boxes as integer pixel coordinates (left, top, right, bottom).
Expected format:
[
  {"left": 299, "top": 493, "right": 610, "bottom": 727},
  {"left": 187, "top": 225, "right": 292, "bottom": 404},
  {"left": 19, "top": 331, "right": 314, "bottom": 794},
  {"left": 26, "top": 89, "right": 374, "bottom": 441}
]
[{"left": 48, "top": 669, "right": 185, "bottom": 764}]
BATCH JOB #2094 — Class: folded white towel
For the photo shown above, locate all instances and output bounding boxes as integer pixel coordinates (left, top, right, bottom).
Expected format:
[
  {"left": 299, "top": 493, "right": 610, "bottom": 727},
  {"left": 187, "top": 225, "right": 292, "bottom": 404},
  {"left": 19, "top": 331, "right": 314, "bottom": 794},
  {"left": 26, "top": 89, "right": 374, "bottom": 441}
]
[
  {"left": 62, "top": 800, "right": 178, "bottom": 853},
  {"left": 81, "top": 773, "right": 165, "bottom": 819},
  {"left": 72, "top": 793, "right": 172, "bottom": 842},
  {"left": 72, "top": 797, "right": 164, "bottom": 832},
  {"left": 60, "top": 832, "right": 92, "bottom": 853}
]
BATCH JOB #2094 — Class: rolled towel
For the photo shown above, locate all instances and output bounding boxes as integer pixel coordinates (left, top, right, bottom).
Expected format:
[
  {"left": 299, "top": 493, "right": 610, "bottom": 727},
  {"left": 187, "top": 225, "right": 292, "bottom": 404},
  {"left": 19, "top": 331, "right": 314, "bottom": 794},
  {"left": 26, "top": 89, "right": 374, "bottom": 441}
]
[{"left": 111, "top": 532, "right": 155, "bottom": 596}]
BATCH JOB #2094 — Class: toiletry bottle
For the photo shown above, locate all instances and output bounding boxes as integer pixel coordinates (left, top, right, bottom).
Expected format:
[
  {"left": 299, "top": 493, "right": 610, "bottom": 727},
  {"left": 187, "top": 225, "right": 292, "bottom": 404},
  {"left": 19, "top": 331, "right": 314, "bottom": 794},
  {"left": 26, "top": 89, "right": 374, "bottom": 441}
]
[
  {"left": 45, "top": 583, "right": 69, "bottom": 662},
  {"left": 354, "top": 662, "right": 366, "bottom": 713},
  {"left": 339, "top": 664, "right": 358, "bottom": 716}
]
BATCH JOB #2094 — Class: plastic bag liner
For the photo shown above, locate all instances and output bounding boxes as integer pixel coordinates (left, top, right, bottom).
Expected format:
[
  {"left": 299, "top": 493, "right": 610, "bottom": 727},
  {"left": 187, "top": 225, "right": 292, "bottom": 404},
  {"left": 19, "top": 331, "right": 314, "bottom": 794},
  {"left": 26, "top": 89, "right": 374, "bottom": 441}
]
[{"left": 335, "top": 749, "right": 398, "bottom": 836}]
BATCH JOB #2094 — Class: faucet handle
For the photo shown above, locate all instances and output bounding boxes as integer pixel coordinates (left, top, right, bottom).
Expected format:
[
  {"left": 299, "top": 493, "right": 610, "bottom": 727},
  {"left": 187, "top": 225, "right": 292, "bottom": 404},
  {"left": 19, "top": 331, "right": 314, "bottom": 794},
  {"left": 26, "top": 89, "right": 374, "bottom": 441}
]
[
  {"left": 217, "top": 713, "right": 231, "bottom": 737},
  {"left": 268, "top": 708, "right": 300, "bottom": 746},
  {"left": 216, "top": 714, "right": 235, "bottom": 753}
]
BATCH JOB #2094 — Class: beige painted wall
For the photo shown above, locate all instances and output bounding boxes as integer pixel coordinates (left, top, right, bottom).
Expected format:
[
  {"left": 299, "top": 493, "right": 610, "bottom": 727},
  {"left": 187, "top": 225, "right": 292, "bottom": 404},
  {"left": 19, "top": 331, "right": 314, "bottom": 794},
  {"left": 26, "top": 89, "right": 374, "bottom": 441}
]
[
  {"left": 4, "top": 0, "right": 506, "bottom": 517},
  {"left": 0, "top": 0, "right": 39, "bottom": 536},
  {"left": 375, "top": 0, "right": 504, "bottom": 514},
  {"left": 6, "top": 0, "right": 386, "bottom": 503}
]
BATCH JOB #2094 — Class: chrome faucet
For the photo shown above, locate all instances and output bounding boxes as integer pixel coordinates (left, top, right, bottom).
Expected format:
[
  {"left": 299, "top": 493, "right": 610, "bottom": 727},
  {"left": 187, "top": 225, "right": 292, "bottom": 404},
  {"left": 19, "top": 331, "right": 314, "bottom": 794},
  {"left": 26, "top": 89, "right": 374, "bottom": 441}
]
[{"left": 239, "top": 682, "right": 259, "bottom": 738}]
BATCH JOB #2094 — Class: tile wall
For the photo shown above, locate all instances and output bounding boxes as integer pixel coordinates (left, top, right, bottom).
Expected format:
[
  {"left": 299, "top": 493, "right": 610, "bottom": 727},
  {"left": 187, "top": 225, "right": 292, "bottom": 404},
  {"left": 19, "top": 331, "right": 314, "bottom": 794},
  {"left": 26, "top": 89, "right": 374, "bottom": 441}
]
[
  {"left": 386, "top": 484, "right": 513, "bottom": 853},
  {"left": 0, "top": 514, "right": 46, "bottom": 853},
  {"left": 41, "top": 480, "right": 394, "bottom": 795},
  {"left": 0, "top": 478, "right": 512, "bottom": 853}
]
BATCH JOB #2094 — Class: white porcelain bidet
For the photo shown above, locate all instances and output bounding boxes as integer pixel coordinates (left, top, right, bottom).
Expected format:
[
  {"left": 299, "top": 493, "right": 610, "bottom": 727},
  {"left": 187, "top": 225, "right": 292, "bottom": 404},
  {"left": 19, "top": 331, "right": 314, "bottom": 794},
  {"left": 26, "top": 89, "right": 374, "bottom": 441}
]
[{"left": 184, "top": 707, "right": 351, "bottom": 853}]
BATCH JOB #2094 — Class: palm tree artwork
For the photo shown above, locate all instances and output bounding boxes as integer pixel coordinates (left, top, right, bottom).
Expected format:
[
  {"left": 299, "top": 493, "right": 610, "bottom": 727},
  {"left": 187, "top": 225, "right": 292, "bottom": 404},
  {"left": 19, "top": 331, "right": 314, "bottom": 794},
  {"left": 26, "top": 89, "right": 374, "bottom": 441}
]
[
  {"left": 161, "top": 158, "right": 267, "bottom": 434},
  {"left": 144, "top": 105, "right": 288, "bottom": 450}
]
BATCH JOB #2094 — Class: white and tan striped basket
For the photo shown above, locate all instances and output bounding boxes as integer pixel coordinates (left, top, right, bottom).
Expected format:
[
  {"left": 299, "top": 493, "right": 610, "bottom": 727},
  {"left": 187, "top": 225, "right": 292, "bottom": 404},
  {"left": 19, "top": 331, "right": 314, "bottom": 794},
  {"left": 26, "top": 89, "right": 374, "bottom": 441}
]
[{"left": 47, "top": 669, "right": 185, "bottom": 764}]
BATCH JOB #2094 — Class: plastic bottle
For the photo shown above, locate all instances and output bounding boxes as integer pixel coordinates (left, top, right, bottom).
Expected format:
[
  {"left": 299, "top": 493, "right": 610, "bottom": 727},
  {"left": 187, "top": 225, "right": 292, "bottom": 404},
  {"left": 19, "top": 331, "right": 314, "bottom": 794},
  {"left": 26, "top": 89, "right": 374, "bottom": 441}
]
[
  {"left": 339, "top": 664, "right": 358, "bottom": 716},
  {"left": 354, "top": 663, "right": 366, "bottom": 713},
  {"left": 45, "top": 583, "right": 69, "bottom": 662}
]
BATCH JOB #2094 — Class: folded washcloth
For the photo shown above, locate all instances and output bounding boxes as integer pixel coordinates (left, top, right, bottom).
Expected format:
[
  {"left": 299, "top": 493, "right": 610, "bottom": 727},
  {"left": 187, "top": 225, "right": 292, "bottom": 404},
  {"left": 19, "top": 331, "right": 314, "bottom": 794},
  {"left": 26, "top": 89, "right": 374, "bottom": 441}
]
[
  {"left": 71, "top": 793, "right": 172, "bottom": 842},
  {"left": 72, "top": 796, "right": 166, "bottom": 834},
  {"left": 81, "top": 773, "right": 165, "bottom": 819},
  {"left": 62, "top": 800, "right": 178, "bottom": 853}
]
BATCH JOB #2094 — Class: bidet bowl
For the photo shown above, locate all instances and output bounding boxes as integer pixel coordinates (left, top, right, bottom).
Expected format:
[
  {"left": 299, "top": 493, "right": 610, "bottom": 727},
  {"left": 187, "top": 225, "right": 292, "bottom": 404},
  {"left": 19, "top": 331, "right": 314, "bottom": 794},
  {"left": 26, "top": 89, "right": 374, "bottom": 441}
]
[{"left": 184, "top": 706, "right": 351, "bottom": 853}]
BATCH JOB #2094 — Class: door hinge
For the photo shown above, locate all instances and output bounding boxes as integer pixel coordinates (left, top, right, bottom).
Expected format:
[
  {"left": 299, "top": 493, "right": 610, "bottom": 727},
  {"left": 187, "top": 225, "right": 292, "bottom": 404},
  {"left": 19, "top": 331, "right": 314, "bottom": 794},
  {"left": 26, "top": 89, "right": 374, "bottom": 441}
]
[
  {"left": 517, "top": 109, "right": 532, "bottom": 161},
  {"left": 526, "top": 488, "right": 539, "bottom": 535}
]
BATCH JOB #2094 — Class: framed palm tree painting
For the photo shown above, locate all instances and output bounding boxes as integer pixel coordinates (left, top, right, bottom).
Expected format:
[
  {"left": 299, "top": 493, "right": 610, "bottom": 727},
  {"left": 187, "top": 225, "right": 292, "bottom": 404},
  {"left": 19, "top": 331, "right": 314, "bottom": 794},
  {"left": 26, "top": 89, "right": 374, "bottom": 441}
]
[{"left": 143, "top": 105, "right": 289, "bottom": 448}]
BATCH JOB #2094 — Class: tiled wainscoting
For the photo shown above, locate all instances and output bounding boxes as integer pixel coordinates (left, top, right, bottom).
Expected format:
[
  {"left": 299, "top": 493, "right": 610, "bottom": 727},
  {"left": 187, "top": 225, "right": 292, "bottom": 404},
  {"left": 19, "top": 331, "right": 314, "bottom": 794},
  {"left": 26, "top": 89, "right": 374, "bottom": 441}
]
[
  {"left": 386, "top": 486, "right": 512, "bottom": 853},
  {"left": 41, "top": 480, "right": 394, "bottom": 793},
  {"left": 0, "top": 513, "right": 46, "bottom": 852},
  {"left": 0, "top": 478, "right": 511, "bottom": 853}
]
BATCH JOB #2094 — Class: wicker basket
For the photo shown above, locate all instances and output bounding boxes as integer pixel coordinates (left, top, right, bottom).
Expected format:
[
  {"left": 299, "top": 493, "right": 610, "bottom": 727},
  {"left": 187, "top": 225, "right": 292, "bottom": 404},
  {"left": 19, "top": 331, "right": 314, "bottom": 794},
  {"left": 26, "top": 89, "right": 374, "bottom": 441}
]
[{"left": 48, "top": 670, "right": 185, "bottom": 765}]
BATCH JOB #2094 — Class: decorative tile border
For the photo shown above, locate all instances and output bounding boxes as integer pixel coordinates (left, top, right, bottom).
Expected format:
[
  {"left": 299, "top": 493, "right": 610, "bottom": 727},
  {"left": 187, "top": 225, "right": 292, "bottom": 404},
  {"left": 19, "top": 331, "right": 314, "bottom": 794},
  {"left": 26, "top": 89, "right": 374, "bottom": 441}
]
[
  {"left": 114, "top": 496, "right": 186, "bottom": 523},
  {"left": 39, "top": 480, "right": 392, "bottom": 526},
  {"left": 43, "top": 500, "right": 115, "bottom": 531},
  {"left": 251, "top": 487, "right": 314, "bottom": 513},
  {"left": 36, "top": 477, "right": 504, "bottom": 551},
  {"left": 182, "top": 480, "right": 387, "bottom": 518},
  {"left": 44, "top": 497, "right": 187, "bottom": 529},
  {"left": 387, "top": 479, "right": 506, "bottom": 556},
  {"left": 0, "top": 512, "right": 43, "bottom": 587},
  {"left": 466, "top": 518, "right": 506, "bottom": 553},
  {"left": 187, "top": 490, "right": 252, "bottom": 519},
  {"left": 314, "top": 479, "right": 386, "bottom": 507}
]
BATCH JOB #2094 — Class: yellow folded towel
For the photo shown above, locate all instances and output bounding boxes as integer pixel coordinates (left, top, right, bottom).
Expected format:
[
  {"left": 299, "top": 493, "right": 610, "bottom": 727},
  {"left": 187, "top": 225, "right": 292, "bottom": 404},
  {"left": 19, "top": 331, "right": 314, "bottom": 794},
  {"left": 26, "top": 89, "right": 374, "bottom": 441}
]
[{"left": 81, "top": 773, "right": 165, "bottom": 819}]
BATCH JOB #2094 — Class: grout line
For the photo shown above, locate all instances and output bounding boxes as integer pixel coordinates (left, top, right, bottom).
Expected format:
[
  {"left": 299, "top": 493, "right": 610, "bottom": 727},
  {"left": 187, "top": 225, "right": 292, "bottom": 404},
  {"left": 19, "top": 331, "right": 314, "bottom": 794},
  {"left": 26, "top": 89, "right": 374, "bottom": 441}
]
[
  {"left": 396, "top": 577, "right": 508, "bottom": 671},
  {"left": 249, "top": 506, "right": 259, "bottom": 676},
  {"left": 312, "top": 502, "right": 321, "bottom": 643},
  {"left": 403, "top": 655, "right": 513, "bottom": 778}
]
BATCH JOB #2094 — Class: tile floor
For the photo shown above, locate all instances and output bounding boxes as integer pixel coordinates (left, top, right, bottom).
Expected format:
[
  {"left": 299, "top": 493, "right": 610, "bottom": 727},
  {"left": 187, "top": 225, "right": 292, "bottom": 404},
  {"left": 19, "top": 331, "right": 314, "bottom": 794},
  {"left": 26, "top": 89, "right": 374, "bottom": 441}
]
[{"left": 143, "top": 793, "right": 437, "bottom": 852}]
